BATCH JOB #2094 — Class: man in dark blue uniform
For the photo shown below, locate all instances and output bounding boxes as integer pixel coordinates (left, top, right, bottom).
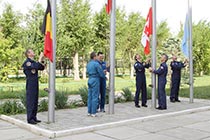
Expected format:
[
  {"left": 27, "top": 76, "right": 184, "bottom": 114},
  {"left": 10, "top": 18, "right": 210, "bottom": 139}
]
[
  {"left": 22, "top": 49, "right": 45, "bottom": 124},
  {"left": 97, "top": 52, "right": 107, "bottom": 112},
  {"left": 170, "top": 55, "right": 187, "bottom": 102},
  {"left": 134, "top": 54, "right": 151, "bottom": 108},
  {"left": 87, "top": 52, "right": 105, "bottom": 117},
  {"left": 150, "top": 54, "right": 168, "bottom": 110}
]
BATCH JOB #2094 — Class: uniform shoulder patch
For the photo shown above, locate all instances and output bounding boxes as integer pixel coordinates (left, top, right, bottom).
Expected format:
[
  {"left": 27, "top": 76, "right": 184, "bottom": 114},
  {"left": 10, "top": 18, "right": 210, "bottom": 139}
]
[{"left": 26, "top": 62, "right": 31, "bottom": 67}]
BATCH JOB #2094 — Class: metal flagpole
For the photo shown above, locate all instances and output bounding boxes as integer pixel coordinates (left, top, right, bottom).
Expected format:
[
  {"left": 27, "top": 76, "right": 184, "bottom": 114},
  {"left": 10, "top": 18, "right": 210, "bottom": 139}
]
[
  {"left": 108, "top": 0, "right": 116, "bottom": 114},
  {"left": 188, "top": 0, "right": 193, "bottom": 103},
  {"left": 151, "top": 0, "right": 157, "bottom": 108},
  {"left": 48, "top": 0, "right": 56, "bottom": 123}
]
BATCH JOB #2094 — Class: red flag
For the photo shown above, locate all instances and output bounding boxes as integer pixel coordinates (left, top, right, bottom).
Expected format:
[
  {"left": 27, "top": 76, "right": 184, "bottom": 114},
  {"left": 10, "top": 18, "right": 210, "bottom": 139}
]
[
  {"left": 41, "top": 0, "right": 53, "bottom": 62},
  {"left": 105, "top": 0, "right": 112, "bottom": 14},
  {"left": 141, "top": 7, "right": 152, "bottom": 55}
]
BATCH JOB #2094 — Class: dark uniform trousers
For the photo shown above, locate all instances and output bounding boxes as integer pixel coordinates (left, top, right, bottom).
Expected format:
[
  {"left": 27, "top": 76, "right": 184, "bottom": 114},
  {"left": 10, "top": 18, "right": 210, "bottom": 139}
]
[
  {"left": 98, "top": 61, "right": 107, "bottom": 111},
  {"left": 134, "top": 61, "right": 150, "bottom": 106},
  {"left": 99, "top": 78, "right": 106, "bottom": 110},
  {"left": 170, "top": 61, "right": 185, "bottom": 101},
  {"left": 154, "top": 62, "right": 168, "bottom": 109},
  {"left": 22, "top": 58, "right": 44, "bottom": 123}
]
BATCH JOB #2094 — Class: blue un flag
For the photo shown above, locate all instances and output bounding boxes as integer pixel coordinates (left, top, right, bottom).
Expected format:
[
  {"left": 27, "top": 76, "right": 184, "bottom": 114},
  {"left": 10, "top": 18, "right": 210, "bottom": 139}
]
[{"left": 181, "top": 14, "right": 189, "bottom": 58}]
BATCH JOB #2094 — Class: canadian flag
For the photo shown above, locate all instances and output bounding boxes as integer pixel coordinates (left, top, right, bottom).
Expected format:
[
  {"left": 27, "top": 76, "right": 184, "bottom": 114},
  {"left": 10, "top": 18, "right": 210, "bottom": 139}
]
[
  {"left": 141, "top": 7, "right": 152, "bottom": 55},
  {"left": 105, "top": 0, "right": 112, "bottom": 14}
]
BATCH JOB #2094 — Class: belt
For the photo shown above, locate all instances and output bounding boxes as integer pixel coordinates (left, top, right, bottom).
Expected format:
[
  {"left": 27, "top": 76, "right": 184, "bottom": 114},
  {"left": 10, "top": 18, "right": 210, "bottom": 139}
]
[{"left": 89, "top": 74, "right": 98, "bottom": 78}]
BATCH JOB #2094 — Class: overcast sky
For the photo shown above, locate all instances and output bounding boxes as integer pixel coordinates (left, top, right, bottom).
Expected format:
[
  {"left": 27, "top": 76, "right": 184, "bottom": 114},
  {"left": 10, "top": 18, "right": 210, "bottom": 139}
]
[{"left": 0, "top": 0, "right": 210, "bottom": 34}]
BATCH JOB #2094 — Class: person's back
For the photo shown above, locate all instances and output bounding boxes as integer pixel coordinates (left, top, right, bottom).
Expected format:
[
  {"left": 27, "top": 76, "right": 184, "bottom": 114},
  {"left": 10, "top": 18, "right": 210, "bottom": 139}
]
[
  {"left": 171, "top": 61, "right": 185, "bottom": 78},
  {"left": 134, "top": 61, "right": 146, "bottom": 78},
  {"left": 134, "top": 54, "right": 150, "bottom": 108},
  {"left": 87, "top": 60, "right": 99, "bottom": 77},
  {"left": 170, "top": 56, "right": 187, "bottom": 102}
]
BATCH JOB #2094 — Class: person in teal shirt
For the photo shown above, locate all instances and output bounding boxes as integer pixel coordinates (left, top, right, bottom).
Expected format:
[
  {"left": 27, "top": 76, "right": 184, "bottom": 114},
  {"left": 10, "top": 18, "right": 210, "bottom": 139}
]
[{"left": 87, "top": 52, "right": 105, "bottom": 117}]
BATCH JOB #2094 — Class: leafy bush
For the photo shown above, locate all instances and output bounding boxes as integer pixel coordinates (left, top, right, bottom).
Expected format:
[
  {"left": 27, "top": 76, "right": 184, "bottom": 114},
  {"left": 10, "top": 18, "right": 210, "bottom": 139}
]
[
  {"left": 122, "top": 87, "right": 134, "bottom": 102},
  {"left": 79, "top": 86, "right": 88, "bottom": 106},
  {"left": 115, "top": 95, "right": 125, "bottom": 103},
  {"left": 0, "top": 100, "right": 25, "bottom": 115},
  {"left": 106, "top": 88, "right": 125, "bottom": 103},
  {"left": 68, "top": 101, "right": 80, "bottom": 109},
  {"left": 19, "top": 93, "right": 26, "bottom": 108},
  {"left": 38, "top": 99, "right": 48, "bottom": 112},
  {"left": 39, "top": 76, "right": 48, "bottom": 83},
  {"left": 55, "top": 91, "right": 68, "bottom": 109},
  {"left": 147, "top": 89, "right": 152, "bottom": 99}
]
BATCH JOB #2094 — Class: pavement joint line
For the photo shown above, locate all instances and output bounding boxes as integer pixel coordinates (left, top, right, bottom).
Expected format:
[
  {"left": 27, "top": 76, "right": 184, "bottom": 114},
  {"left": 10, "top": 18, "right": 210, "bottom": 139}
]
[{"left": 1, "top": 106, "right": 210, "bottom": 138}]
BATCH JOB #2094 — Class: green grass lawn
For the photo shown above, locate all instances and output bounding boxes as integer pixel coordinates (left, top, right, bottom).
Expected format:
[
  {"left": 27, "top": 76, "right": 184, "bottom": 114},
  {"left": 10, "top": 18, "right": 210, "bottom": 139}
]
[
  {"left": 178, "top": 76, "right": 210, "bottom": 99},
  {"left": 0, "top": 76, "right": 136, "bottom": 99},
  {"left": 0, "top": 75, "right": 209, "bottom": 100}
]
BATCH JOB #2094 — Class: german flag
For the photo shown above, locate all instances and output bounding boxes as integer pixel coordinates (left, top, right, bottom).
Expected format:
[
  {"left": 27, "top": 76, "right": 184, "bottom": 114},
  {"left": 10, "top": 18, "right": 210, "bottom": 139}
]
[{"left": 41, "top": 0, "right": 53, "bottom": 62}]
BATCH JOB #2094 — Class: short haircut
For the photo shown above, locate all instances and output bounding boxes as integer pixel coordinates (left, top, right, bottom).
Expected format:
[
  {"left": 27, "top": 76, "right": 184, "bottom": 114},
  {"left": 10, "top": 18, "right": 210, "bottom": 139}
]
[
  {"left": 90, "top": 52, "right": 96, "bottom": 59},
  {"left": 97, "top": 52, "right": 103, "bottom": 56},
  {"left": 134, "top": 54, "right": 139, "bottom": 60},
  {"left": 25, "top": 48, "right": 32, "bottom": 57},
  {"left": 163, "top": 53, "right": 168, "bottom": 62}
]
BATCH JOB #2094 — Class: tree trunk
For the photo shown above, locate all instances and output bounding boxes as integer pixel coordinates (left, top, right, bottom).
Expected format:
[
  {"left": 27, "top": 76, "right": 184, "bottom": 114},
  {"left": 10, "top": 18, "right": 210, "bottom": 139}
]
[
  {"left": 130, "top": 62, "right": 134, "bottom": 79},
  {"left": 200, "top": 71, "right": 203, "bottom": 76},
  {"left": 129, "top": 55, "right": 134, "bottom": 79},
  {"left": 82, "top": 55, "right": 87, "bottom": 80},
  {"left": 73, "top": 52, "right": 80, "bottom": 80},
  {"left": 115, "top": 60, "right": 119, "bottom": 75},
  {"left": 60, "top": 59, "right": 62, "bottom": 76}
]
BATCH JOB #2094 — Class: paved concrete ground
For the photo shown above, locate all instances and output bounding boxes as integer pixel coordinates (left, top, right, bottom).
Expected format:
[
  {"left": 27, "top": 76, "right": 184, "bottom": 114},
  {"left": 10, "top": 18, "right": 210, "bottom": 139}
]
[
  {"left": 0, "top": 120, "right": 44, "bottom": 140},
  {"left": 9, "top": 98, "right": 210, "bottom": 131},
  {"left": 1, "top": 98, "right": 210, "bottom": 140},
  {"left": 58, "top": 110, "right": 210, "bottom": 140}
]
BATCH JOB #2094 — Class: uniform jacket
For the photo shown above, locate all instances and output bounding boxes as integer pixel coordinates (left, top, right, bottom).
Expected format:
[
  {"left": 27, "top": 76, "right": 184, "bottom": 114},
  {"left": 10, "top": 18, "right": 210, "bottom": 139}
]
[
  {"left": 170, "top": 61, "right": 185, "bottom": 78},
  {"left": 87, "top": 60, "right": 105, "bottom": 87},
  {"left": 22, "top": 58, "right": 44, "bottom": 93},
  {"left": 134, "top": 61, "right": 150, "bottom": 82},
  {"left": 154, "top": 62, "right": 168, "bottom": 83}
]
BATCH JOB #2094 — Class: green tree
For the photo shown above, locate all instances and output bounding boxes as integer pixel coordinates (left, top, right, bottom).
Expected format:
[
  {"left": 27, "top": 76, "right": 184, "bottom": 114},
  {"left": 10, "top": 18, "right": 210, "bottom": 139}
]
[
  {"left": 92, "top": 7, "right": 110, "bottom": 58},
  {"left": 156, "top": 20, "right": 171, "bottom": 57},
  {"left": 23, "top": 3, "right": 45, "bottom": 55},
  {"left": 93, "top": 8, "right": 130, "bottom": 76},
  {"left": 0, "top": 4, "right": 22, "bottom": 48},
  {"left": 57, "top": 0, "right": 92, "bottom": 80},
  {"left": 115, "top": 8, "right": 128, "bottom": 76},
  {"left": 177, "top": 20, "right": 210, "bottom": 76},
  {"left": 0, "top": 4, "right": 24, "bottom": 81},
  {"left": 162, "top": 37, "right": 182, "bottom": 58},
  {"left": 192, "top": 21, "right": 210, "bottom": 75},
  {"left": 119, "top": 12, "right": 145, "bottom": 78}
]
